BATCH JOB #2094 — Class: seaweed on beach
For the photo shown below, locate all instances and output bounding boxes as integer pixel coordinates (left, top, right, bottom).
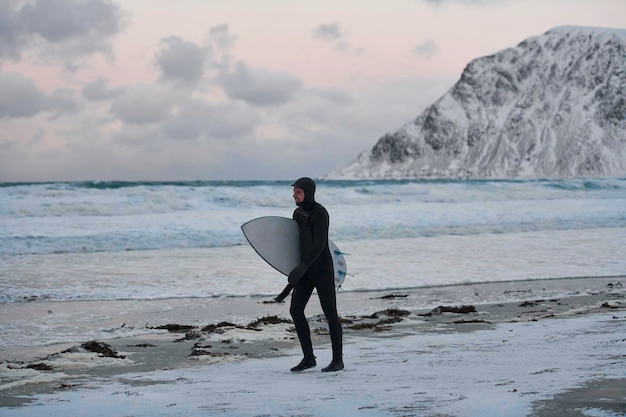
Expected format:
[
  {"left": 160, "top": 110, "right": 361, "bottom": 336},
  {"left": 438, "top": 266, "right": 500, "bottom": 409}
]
[
  {"left": 152, "top": 324, "right": 196, "bottom": 333},
  {"left": 345, "top": 309, "right": 411, "bottom": 332},
  {"left": 420, "top": 305, "right": 476, "bottom": 316},
  {"left": 348, "top": 319, "right": 403, "bottom": 332},
  {"left": 519, "top": 300, "right": 545, "bottom": 307},
  {"left": 452, "top": 319, "right": 491, "bottom": 324},
  {"left": 246, "top": 315, "right": 292, "bottom": 329},
  {"left": 201, "top": 322, "right": 242, "bottom": 334},
  {"left": 174, "top": 330, "right": 203, "bottom": 342},
  {"left": 175, "top": 316, "right": 294, "bottom": 347},
  {"left": 26, "top": 362, "right": 53, "bottom": 371},
  {"left": 189, "top": 349, "right": 231, "bottom": 358},
  {"left": 348, "top": 316, "right": 404, "bottom": 332},
  {"left": 503, "top": 289, "right": 533, "bottom": 294},
  {"left": 349, "top": 322, "right": 379, "bottom": 330},
  {"left": 365, "top": 308, "right": 411, "bottom": 319},
  {"left": 81, "top": 340, "right": 126, "bottom": 359},
  {"left": 55, "top": 383, "right": 80, "bottom": 390},
  {"left": 379, "top": 294, "right": 409, "bottom": 300},
  {"left": 127, "top": 343, "right": 157, "bottom": 348},
  {"left": 378, "top": 316, "right": 404, "bottom": 326}
]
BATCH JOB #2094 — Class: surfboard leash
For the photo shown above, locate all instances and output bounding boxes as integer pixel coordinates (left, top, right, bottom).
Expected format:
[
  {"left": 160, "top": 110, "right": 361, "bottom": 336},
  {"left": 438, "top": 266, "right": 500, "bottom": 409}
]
[{"left": 274, "top": 284, "right": 294, "bottom": 303}]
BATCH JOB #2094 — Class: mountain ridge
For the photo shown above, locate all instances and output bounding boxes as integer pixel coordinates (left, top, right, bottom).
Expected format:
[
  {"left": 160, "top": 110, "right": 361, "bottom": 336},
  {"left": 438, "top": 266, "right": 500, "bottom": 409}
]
[{"left": 327, "top": 26, "right": 626, "bottom": 179}]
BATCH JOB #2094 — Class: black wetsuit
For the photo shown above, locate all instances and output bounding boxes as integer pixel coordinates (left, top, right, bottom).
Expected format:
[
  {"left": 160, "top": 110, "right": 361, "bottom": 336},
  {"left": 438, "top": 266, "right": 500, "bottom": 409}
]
[{"left": 289, "top": 178, "right": 343, "bottom": 365}]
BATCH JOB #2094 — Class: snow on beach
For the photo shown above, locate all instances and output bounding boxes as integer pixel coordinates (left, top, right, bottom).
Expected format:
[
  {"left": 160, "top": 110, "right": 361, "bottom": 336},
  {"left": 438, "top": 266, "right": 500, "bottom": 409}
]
[
  {"left": 1, "top": 308, "right": 625, "bottom": 417},
  {"left": 1, "top": 276, "right": 625, "bottom": 416}
]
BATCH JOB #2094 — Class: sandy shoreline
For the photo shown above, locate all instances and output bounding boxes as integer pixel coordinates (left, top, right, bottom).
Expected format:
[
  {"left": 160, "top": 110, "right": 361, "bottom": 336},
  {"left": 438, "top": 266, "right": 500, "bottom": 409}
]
[{"left": 1, "top": 276, "right": 625, "bottom": 416}]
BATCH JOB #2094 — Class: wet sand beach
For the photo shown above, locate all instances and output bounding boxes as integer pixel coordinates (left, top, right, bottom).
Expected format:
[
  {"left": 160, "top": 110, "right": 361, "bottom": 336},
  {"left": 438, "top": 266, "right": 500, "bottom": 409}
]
[{"left": 1, "top": 276, "right": 625, "bottom": 416}]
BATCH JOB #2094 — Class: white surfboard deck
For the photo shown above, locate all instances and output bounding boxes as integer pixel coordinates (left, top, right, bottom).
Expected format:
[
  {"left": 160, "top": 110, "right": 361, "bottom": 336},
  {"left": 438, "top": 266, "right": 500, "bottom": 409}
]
[{"left": 241, "top": 216, "right": 346, "bottom": 288}]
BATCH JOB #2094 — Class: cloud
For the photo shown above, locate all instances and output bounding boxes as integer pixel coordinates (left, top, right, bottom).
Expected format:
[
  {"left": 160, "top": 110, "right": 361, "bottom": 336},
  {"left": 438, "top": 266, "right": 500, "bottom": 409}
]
[
  {"left": 203, "top": 24, "right": 237, "bottom": 73},
  {"left": 47, "top": 88, "right": 81, "bottom": 118},
  {"left": 110, "top": 124, "right": 165, "bottom": 147},
  {"left": 0, "top": 3, "right": 23, "bottom": 60},
  {"left": 311, "top": 22, "right": 363, "bottom": 56},
  {"left": 154, "top": 26, "right": 239, "bottom": 87},
  {"left": 310, "top": 88, "right": 354, "bottom": 105},
  {"left": 0, "top": 71, "right": 79, "bottom": 119},
  {"left": 312, "top": 22, "right": 343, "bottom": 42},
  {"left": 155, "top": 36, "right": 212, "bottom": 85},
  {"left": 82, "top": 77, "right": 124, "bottom": 101},
  {"left": 333, "top": 41, "right": 364, "bottom": 56},
  {"left": 412, "top": 39, "right": 439, "bottom": 58},
  {"left": 110, "top": 84, "right": 177, "bottom": 125},
  {"left": 0, "top": 0, "right": 126, "bottom": 64},
  {"left": 109, "top": 97, "right": 259, "bottom": 145},
  {"left": 0, "top": 138, "right": 20, "bottom": 152},
  {"left": 0, "top": 71, "right": 46, "bottom": 118},
  {"left": 18, "top": 0, "right": 122, "bottom": 42},
  {"left": 163, "top": 98, "right": 259, "bottom": 141},
  {"left": 216, "top": 62, "right": 303, "bottom": 106},
  {"left": 208, "top": 24, "right": 237, "bottom": 51}
]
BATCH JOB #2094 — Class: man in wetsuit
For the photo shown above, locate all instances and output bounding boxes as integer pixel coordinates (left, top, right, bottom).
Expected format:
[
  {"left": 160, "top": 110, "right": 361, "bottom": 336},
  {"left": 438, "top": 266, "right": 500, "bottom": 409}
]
[{"left": 287, "top": 177, "right": 343, "bottom": 373}]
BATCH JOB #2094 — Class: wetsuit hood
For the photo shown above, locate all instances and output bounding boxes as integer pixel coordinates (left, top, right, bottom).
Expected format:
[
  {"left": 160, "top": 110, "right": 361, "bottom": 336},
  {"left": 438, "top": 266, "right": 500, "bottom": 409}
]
[{"left": 292, "top": 177, "right": 316, "bottom": 208}]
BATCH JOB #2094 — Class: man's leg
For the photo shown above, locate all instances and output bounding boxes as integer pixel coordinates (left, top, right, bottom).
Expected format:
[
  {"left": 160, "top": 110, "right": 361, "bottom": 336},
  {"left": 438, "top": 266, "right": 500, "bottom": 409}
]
[
  {"left": 289, "top": 278, "right": 316, "bottom": 371},
  {"left": 317, "top": 277, "right": 343, "bottom": 371}
]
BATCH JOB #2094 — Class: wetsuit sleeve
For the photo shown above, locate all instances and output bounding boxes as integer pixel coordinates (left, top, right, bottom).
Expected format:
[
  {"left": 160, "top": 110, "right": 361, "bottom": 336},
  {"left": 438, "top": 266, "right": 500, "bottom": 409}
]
[{"left": 300, "top": 208, "right": 329, "bottom": 266}]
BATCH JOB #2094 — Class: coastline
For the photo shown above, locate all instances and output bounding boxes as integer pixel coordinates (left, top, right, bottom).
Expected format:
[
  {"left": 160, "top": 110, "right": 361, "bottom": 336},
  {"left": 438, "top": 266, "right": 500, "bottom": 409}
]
[{"left": 1, "top": 276, "right": 625, "bottom": 416}]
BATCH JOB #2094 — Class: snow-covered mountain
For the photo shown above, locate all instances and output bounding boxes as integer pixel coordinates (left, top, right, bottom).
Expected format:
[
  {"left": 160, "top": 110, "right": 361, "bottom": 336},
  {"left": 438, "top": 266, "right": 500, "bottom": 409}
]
[{"left": 328, "top": 26, "right": 626, "bottom": 179}]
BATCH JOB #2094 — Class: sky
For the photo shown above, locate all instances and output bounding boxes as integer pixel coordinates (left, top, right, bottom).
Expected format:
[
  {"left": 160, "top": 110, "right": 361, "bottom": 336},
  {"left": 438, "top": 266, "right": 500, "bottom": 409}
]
[{"left": 0, "top": 0, "right": 624, "bottom": 182}]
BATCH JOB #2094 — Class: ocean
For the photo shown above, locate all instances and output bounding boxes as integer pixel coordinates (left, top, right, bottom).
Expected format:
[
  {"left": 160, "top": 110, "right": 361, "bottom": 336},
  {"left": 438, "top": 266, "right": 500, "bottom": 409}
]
[{"left": 1, "top": 178, "right": 625, "bottom": 357}]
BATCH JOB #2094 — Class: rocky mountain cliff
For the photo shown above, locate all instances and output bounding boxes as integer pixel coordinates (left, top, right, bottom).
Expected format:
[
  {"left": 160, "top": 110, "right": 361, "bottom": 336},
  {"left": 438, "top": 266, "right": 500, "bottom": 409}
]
[{"left": 328, "top": 26, "right": 626, "bottom": 179}]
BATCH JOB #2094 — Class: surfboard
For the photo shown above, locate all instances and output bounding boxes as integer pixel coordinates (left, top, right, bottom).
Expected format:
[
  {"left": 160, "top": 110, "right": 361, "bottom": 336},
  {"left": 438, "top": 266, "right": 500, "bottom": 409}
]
[{"left": 241, "top": 216, "right": 346, "bottom": 288}]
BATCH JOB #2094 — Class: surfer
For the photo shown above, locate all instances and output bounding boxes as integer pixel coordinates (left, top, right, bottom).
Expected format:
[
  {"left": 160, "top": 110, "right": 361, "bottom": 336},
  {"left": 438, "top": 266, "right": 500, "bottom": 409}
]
[{"left": 287, "top": 177, "right": 344, "bottom": 373}]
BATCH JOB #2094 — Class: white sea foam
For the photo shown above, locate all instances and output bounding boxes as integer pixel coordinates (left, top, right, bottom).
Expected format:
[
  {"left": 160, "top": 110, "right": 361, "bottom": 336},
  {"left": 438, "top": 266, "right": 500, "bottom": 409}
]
[
  {"left": 0, "top": 363, "right": 68, "bottom": 391},
  {"left": 1, "top": 178, "right": 624, "bottom": 255},
  {"left": 0, "top": 351, "right": 134, "bottom": 392}
]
